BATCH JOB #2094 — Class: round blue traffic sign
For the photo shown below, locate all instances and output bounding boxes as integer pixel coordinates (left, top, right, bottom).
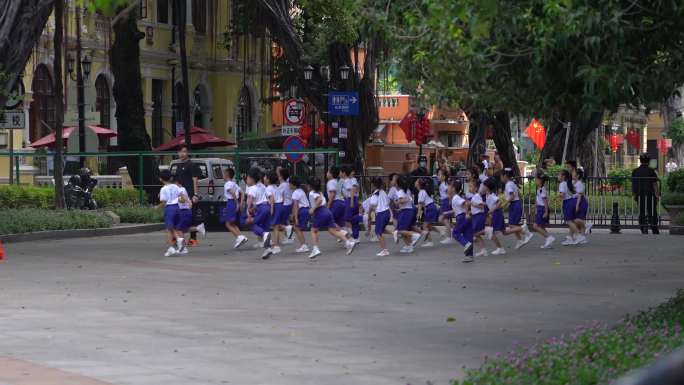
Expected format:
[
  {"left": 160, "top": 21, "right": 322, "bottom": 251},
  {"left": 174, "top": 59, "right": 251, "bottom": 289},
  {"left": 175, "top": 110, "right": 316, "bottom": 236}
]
[{"left": 283, "top": 136, "right": 306, "bottom": 163}]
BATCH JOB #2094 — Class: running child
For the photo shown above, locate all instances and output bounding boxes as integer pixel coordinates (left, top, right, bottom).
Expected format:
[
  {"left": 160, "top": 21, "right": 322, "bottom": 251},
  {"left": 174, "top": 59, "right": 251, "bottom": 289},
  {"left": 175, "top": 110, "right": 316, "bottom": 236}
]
[
  {"left": 368, "top": 177, "right": 391, "bottom": 256},
  {"left": 437, "top": 169, "right": 454, "bottom": 244},
  {"left": 277, "top": 168, "right": 295, "bottom": 244},
  {"left": 486, "top": 169, "right": 533, "bottom": 249},
  {"left": 290, "top": 176, "right": 311, "bottom": 254},
  {"left": 326, "top": 166, "right": 347, "bottom": 230},
  {"left": 157, "top": 170, "right": 181, "bottom": 257},
  {"left": 559, "top": 170, "right": 582, "bottom": 245},
  {"left": 573, "top": 168, "right": 590, "bottom": 241},
  {"left": 392, "top": 176, "right": 422, "bottom": 253},
  {"left": 469, "top": 178, "right": 488, "bottom": 259},
  {"left": 482, "top": 179, "right": 507, "bottom": 255},
  {"left": 221, "top": 168, "right": 248, "bottom": 249},
  {"left": 174, "top": 178, "right": 192, "bottom": 255},
  {"left": 387, "top": 173, "right": 400, "bottom": 228},
  {"left": 245, "top": 168, "right": 273, "bottom": 259},
  {"left": 415, "top": 177, "right": 439, "bottom": 247},
  {"left": 444, "top": 179, "right": 474, "bottom": 260},
  {"left": 340, "top": 165, "right": 361, "bottom": 243},
  {"left": 532, "top": 170, "right": 555, "bottom": 248},
  {"left": 264, "top": 172, "right": 282, "bottom": 254},
  {"left": 307, "top": 176, "right": 357, "bottom": 259}
]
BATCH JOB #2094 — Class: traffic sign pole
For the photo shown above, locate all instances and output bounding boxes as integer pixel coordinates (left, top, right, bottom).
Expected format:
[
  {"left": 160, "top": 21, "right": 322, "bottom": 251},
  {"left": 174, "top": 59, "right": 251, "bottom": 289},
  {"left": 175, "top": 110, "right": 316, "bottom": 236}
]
[{"left": 8, "top": 130, "right": 13, "bottom": 185}]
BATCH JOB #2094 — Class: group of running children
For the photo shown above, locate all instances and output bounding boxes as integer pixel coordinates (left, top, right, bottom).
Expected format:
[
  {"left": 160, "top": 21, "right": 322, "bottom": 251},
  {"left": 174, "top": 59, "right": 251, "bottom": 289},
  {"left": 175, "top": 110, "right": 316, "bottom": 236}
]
[{"left": 156, "top": 160, "right": 592, "bottom": 263}]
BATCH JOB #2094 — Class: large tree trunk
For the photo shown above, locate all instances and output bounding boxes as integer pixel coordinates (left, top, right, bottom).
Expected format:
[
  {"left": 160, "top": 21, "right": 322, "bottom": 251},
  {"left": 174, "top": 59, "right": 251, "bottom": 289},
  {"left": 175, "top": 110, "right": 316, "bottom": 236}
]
[
  {"left": 0, "top": 0, "right": 55, "bottom": 104},
  {"left": 491, "top": 111, "right": 520, "bottom": 177},
  {"left": 53, "top": 0, "right": 65, "bottom": 209},
  {"left": 111, "top": 8, "right": 159, "bottom": 200},
  {"left": 466, "top": 110, "right": 488, "bottom": 169},
  {"left": 540, "top": 111, "right": 604, "bottom": 176}
]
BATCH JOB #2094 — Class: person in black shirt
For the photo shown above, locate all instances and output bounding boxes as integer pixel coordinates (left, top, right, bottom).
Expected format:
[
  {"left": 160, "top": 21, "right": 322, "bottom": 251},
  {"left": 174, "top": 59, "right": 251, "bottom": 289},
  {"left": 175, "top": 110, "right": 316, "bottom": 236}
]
[
  {"left": 631, "top": 153, "right": 660, "bottom": 234},
  {"left": 175, "top": 146, "right": 203, "bottom": 244}
]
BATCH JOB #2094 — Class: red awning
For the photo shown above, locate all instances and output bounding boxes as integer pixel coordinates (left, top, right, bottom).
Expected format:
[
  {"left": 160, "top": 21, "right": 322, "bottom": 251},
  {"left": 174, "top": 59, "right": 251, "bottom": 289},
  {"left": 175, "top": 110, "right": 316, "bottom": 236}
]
[
  {"left": 153, "top": 127, "right": 235, "bottom": 151},
  {"left": 29, "top": 126, "right": 118, "bottom": 149}
]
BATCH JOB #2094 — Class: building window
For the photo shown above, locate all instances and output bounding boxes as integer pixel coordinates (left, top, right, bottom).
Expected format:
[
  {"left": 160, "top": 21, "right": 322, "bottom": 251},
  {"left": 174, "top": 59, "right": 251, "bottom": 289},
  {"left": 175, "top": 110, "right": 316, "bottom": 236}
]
[
  {"left": 237, "top": 86, "right": 252, "bottom": 136},
  {"left": 157, "top": 0, "right": 169, "bottom": 24},
  {"left": 29, "top": 64, "right": 55, "bottom": 143},
  {"left": 192, "top": 0, "right": 207, "bottom": 34},
  {"left": 95, "top": 75, "right": 111, "bottom": 129},
  {"left": 138, "top": 0, "right": 148, "bottom": 19}
]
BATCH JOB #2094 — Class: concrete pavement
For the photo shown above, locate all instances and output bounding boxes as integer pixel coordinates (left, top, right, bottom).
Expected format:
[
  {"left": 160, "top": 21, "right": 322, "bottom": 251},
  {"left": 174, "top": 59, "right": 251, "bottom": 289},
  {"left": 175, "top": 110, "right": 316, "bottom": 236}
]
[{"left": 0, "top": 230, "right": 682, "bottom": 385}]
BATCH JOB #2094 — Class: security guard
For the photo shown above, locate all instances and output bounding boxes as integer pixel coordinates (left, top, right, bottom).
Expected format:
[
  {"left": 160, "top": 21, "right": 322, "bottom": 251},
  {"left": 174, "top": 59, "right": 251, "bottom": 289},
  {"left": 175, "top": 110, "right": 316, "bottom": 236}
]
[{"left": 631, "top": 153, "right": 660, "bottom": 234}]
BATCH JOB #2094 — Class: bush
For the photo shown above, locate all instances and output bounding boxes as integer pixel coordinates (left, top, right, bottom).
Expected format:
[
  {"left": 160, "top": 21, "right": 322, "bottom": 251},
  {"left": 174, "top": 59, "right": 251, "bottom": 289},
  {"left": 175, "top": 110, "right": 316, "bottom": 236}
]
[
  {"left": 0, "top": 209, "right": 112, "bottom": 235},
  {"left": 665, "top": 169, "right": 684, "bottom": 193},
  {"left": 0, "top": 185, "right": 141, "bottom": 209},
  {"left": 454, "top": 290, "right": 684, "bottom": 385},
  {"left": 608, "top": 167, "right": 633, "bottom": 188},
  {"left": 113, "top": 206, "right": 163, "bottom": 223},
  {"left": 675, "top": 214, "right": 684, "bottom": 226},
  {"left": 662, "top": 192, "right": 684, "bottom": 206}
]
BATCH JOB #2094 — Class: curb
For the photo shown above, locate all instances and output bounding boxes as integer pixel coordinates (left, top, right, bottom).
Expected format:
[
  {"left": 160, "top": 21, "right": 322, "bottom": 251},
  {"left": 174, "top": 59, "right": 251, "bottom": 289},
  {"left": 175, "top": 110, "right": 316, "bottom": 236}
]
[
  {"left": 0, "top": 223, "right": 165, "bottom": 244},
  {"left": 670, "top": 226, "right": 684, "bottom": 235}
]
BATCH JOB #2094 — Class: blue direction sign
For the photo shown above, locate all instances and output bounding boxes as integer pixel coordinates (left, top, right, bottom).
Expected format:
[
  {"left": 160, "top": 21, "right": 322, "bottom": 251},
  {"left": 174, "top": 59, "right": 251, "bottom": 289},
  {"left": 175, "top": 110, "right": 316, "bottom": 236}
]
[{"left": 328, "top": 91, "right": 360, "bottom": 116}]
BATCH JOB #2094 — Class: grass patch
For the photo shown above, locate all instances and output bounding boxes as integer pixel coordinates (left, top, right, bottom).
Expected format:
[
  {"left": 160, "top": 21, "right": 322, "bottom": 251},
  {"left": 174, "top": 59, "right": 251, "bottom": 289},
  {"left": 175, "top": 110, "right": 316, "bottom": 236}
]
[
  {"left": 112, "top": 206, "right": 163, "bottom": 223},
  {"left": 0, "top": 209, "right": 112, "bottom": 235},
  {"left": 454, "top": 290, "right": 684, "bottom": 385}
]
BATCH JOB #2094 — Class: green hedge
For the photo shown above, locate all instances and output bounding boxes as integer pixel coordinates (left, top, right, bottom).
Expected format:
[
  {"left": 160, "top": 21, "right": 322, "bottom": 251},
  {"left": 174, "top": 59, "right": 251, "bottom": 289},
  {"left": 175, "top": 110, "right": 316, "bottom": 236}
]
[
  {"left": 0, "top": 209, "right": 112, "bottom": 235},
  {"left": 662, "top": 192, "right": 684, "bottom": 206},
  {"left": 0, "top": 185, "right": 140, "bottom": 209},
  {"left": 454, "top": 290, "right": 684, "bottom": 385},
  {"left": 666, "top": 169, "right": 684, "bottom": 193},
  {"left": 675, "top": 214, "right": 684, "bottom": 226},
  {"left": 112, "top": 206, "right": 163, "bottom": 223}
]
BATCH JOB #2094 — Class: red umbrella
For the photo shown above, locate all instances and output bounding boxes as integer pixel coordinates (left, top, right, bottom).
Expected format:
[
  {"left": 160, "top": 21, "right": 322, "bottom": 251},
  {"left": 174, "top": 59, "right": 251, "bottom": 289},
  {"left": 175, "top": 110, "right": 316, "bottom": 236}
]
[
  {"left": 154, "top": 127, "right": 235, "bottom": 151},
  {"left": 30, "top": 125, "right": 118, "bottom": 149},
  {"left": 88, "top": 125, "right": 118, "bottom": 138}
]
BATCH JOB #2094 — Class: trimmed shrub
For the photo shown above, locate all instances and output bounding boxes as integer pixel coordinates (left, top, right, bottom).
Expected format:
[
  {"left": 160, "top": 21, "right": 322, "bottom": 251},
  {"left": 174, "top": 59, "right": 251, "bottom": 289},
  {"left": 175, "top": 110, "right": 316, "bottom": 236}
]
[
  {"left": 0, "top": 209, "right": 112, "bottom": 235},
  {"left": 662, "top": 192, "right": 684, "bottom": 206},
  {"left": 666, "top": 169, "right": 684, "bottom": 193},
  {"left": 608, "top": 167, "right": 633, "bottom": 189},
  {"left": 0, "top": 185, "right": 140, "bottom": 209},
  {"left": 675, "top": 214, "right": 684, "bottom": 226},
  {"left": 93, "top": 188, "right": 141, "bottom": 207},
  {"left": 113, "top": 206, "right": 163, "bottom": 223}
]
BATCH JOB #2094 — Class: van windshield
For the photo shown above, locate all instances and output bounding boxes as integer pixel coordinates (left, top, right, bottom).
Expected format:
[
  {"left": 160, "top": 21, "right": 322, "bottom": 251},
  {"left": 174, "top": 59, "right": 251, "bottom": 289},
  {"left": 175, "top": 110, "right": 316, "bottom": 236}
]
[{"left": 170, "top": 162, "right": 209, "bottom": 179}]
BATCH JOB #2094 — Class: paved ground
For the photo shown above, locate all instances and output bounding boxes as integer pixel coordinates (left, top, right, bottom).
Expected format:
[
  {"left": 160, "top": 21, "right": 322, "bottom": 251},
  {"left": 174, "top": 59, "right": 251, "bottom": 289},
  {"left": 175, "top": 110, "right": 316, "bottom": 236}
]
[{"left": 0, "top": 229, "right": 682, "bottom": 385}]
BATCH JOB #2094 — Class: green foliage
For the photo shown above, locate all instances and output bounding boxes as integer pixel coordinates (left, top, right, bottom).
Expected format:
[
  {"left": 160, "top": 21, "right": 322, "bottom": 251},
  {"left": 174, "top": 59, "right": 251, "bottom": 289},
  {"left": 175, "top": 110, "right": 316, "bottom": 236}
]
[
  {"left": 665, "top": 118, "right": 684, "bottom": 146},
  {"left": 82, "top": 0, "right": 132, "bottom": 16},
  {"left": 665, "top": 169, "right": 684, "bottom": 193},
  {"left": 112, "top": 206, "right": 163, "bottom": 223},
  {"left": 675, "top": 214, "right": 684, "bottom": 226},
  {"left": 608, "top": 168, "right": 633, "bottom": 188},
  {"left": 544, "top": 165, "right": 564, "bottom": 178},
  {"left": 454, "top": 290, "right": 684, "bottom": 385},
  {"left": 0, "top": 186, "right": 140, "bottom": 209},
  {"left": 662, "top": 193, "right": 684, "bottom": 206},
  {"left": 0, "top": 209, "right": 112, "bottom": 235}
]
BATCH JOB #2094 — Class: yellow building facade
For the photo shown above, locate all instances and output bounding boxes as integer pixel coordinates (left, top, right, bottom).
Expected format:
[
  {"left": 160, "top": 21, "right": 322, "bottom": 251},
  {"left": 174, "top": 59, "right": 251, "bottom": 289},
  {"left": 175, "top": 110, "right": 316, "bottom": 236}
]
[{"left": 1, "top": 0, "right": 271, "bottom": 181}]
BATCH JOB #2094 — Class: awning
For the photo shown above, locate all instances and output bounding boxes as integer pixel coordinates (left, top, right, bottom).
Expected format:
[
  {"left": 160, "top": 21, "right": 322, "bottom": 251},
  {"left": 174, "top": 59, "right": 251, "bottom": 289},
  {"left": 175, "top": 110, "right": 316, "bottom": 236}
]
[
  {"left": 153, "top": 126, "right": 235, "bottom": 151},
  {"left": 29, "top": 125, "right": 118, "bottom": 149}
]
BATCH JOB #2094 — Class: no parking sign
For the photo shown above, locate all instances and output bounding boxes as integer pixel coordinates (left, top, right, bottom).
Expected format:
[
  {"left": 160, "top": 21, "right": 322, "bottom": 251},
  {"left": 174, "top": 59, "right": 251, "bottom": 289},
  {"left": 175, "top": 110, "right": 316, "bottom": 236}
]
[{"left": 283, "top": 136, "right": 306, "bottom": 163}]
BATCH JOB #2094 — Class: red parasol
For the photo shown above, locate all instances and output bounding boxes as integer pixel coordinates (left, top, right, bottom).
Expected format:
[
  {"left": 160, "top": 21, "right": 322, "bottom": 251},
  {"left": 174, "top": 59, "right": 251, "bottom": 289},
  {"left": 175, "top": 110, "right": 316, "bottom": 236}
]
[
  {"left": 153, "top": 126, "right": 235, "bottom": 151},
  {"left": 29, "top": 125, "right": 118, "bottom": 149}
]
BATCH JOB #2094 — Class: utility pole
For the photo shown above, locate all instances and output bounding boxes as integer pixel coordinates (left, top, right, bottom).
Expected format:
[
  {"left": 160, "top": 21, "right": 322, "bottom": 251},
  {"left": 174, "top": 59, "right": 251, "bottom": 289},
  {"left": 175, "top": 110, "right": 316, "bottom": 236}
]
[{"left": 176, "top": 0, "right": 192, "bottom": 148}]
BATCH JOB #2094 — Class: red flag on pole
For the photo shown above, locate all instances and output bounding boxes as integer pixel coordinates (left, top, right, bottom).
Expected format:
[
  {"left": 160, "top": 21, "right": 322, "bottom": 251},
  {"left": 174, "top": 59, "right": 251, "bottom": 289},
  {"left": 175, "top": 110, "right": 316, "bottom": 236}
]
[
  {"left": 625, "top": 129, "right": 640, "bottom": 149},
  {"left": 525, "top": 118, "right": 546, "bottom": 149},
  {"left": 399, "top": 111, "right": 416, "bottom": 142}
]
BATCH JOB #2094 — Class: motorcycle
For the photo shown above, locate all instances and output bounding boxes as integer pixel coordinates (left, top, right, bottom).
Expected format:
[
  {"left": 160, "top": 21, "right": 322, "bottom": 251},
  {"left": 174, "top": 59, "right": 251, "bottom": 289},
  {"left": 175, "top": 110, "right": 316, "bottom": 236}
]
[{"left": 64, "top": 168, "right": 98, "bottom": 210}]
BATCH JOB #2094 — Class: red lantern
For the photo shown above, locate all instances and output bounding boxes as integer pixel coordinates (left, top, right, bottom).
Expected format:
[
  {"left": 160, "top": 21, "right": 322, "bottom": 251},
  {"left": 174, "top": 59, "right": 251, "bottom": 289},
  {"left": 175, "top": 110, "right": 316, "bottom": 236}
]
[
  {"left": 610, "top": 133, "right": 618, "bottom": 153},
  {"left": 625, "top": 129, "right": 640, "bottom": 149}
]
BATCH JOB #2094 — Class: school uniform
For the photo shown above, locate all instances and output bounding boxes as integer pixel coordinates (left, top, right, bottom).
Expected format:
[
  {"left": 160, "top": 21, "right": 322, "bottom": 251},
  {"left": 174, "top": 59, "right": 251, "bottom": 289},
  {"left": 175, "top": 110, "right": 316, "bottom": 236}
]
[
  {"left": 221, "top": 180, "right": 241, "bottom": 224},
  {"left": 471, "top": 193, "right": 486, "bottom": 232},
  {"left": 478, "top": 175, "right": 489, "bottom": 213},
  {"left": 574, "top": 180, "right": 588, "bottom": 220},
  {"left": 486, "top": 193, "right": 505, "bottom": 232},
  {"left": 395, "top": 189, "right": 415, "bottom": 231},
  {"left": 418, "top": 189, "right": 439, "bottom": 224},
  {"left": 451, "top": 194, "right": 473, "bottom": 247},
  {"left": 310, "top": 190, "right": 336, "bottom": 229},
  {"left": 388, "top": 186, "right": 399, "bottom": 220},
  {"left": 248, "top": 183, "right": 271, "bottom": 237},
  {"left": 176, "top": 186, "right": 193, "bottom": 232},
  {"left": 559, "top": 181, "right": 576, "bottom": 222},
  {"left": 370, "top": 189, "right": 391, "bottom": 236},
  {"left": 342, "top": 177, "right": 362, "bottom": 238},
  {"left": 292, "top": 188, "right": 310, "bottom": 230},
  {"left": 438, "top": 182, "right": 451, "bottom": 218},
  {"left": 159, "top": 184, "right": 180, "bottom": 230},
  {"left": 280, "top": 181, "right": 293, "bottom": 225},
  {"left": 267, "top": 183, "right": 285, "bottom": 227},
  {"left": 535, "top": 186, "right": 549, "bottom": 227},
  {"left": 327, "top": 179, "right": 346, "bottom": 227},
  {"left": 504, "top": 181, "right": 523, "bottom": 226}
]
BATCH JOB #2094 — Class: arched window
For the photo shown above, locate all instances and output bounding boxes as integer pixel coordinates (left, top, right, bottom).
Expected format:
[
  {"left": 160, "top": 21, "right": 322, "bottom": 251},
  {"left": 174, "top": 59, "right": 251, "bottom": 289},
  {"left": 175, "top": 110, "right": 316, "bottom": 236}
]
[
  {"left": 29, "top": 64, "right": 55, "bottom": 142},
  {"left": 95, "top": 75, "right": 111, "bottom": 129},
  {"left": 237, "top": 86, "right": 252, "bottom": 137}
]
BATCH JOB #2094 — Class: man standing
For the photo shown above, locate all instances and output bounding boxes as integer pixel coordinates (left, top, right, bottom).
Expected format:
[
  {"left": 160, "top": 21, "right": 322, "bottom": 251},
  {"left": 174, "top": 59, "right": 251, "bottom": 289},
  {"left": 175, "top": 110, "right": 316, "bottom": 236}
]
[
  {"left": 175, "top": 145, "right": 203, "bottom": 245},
  {"left": 632, "top": 153, "right": 660, "bottom": 235}
]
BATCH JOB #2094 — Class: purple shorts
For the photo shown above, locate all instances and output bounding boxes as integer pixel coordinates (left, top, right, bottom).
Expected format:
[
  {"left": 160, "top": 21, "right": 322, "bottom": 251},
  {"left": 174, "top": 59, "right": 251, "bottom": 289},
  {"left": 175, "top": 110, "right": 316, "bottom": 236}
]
[
  {"left": 396, "top": 208, "right": 414, "bottom": 231},
  {"left": 491, "top": 208, "right": 505, "bottom": 232},
  {"left": 296, "top": 207, "right": 310, "bottom": 230},
  {"left": 472, "top": 212, "right": 486, "bottom": 232},
  {"left": 562, "top": 198, "right": 576, "bottom": 222},
  {"left": 271, "top": 203, "right": 290, "bottom": 226},
  {"left": 344, "top": 197, "right": 359, "bottom": 222},
  {"left": 164, "top": 204, "right": 179, "bottom": 230},
  {"left": 330, "top": 200, "right": 347, "bottom": 227},
  {"left": 175, "top": 208, "right": 192, "bottom": 232},
  {"left": 312, "top": 206, "right": 336, "bottom": 229},
  {"left": 508, "top": 200, "right": 523, "bottom": 226},
  {"left": 439, "top": 198, "right": 452, "bottom": 217},
  {"left": 375, "top": 210, "right": 391, "bottom": 236},
  {"left": 423, "top": 203, "right": 439, "bottom": 224},
  {"left": 575, "top": 196, "right": 588, "bottom": 220},
  {"left": 535, "top": 205, "right": 548, "bottom": 227},
  {"left": 220, "top": 200, "right": 238, "bottom": 224}
]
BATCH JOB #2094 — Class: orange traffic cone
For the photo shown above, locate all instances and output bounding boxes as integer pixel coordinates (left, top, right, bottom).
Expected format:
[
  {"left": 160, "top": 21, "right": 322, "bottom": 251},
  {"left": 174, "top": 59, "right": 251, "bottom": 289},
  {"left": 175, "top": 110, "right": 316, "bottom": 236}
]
[{"left": 0, "top": 241, "right": 5, "bottom": 261}]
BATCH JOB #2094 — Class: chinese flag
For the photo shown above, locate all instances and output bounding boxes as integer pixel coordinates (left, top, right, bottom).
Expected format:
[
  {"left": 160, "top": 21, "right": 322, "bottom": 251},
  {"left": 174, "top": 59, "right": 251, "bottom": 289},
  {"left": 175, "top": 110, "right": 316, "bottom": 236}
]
[
  {"left": 399, "top": 111, "right": 416, "bottom": 142},
  {"left": 625, "top": 129, "right": 640, "bottom": 149},
  {"left": 525, "top": 118, "right": 546, "bottom": 149}
]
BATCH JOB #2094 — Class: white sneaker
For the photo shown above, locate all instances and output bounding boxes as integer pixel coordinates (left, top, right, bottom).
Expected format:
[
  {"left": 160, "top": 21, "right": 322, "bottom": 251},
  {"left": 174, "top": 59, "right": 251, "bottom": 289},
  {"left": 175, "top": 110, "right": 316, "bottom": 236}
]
[
  {"left": 196, "top": 223, "right": 206, "bottom": 238},
  {"left": 308, "top": 247, "right": 321, "bottom": 259},
  {"left": 352, "top": 238, "right": 361, "bottom": 244},
  {"left": 295, "top": 244, "right": 310, "bottom": 253},
  {"left": 561, "top": 236, "right": 575, "bottom": 246},
  {"left": 410, "top": 233, "right": 421, "bottom": 247},
  {"left": 376, "top": 249, "right": 390, "bottom": 257},
  {"left": 514, "top": 240, "right": 524, "bottom": 249},
  {"left": 261, "top": 248, "right": 273, "bottom": 260},
  {"left": 541, "top": 236, "right": 556, "bottom": 249},
  {"left": 234, "top": 235, "right": 248, "bottom": 249},
  {"left": 178, "top": 247, "right": 189, "bottom": 254},
  {"left": 517, "top": 232, "right": 534, "bottom": 249},
  {"left": 262, "top": 232, "right": 271, "bottom": 248},
  {"left": 164, "top": 246, "right": 177, "bottom": 257},
  {"left": 272, "top": 246, "right": 282, "bottom": 254},
  {"left": 585, "top": 223, "right": 593, "bottom": 235},
  {"left": 285, "top": 225, "right": 294, "bottom": 239},
  {"left": 575, "top": 235, "right": 587, "bottom": 245},
  {"left": 393, "top": 230, "right": 399, "bottom": 244},
  {"left": 440, "top": 237, "right": 455, "bottom": 245},
  {"left": 462, "top": 255, "right": 474, "bottom": 263},
  {"left": 421, "top": 241, "right": 434, "bottom": 248},
  {"left": 176, "top": 238, "right": 184, "bottom": 251},
  {"left": 282, "top": 238, "right": 294, "bottom": 245},
  {"left": 491, "top": 247, "right": 506, "bottom": 255},
  {"left": 463, "top": 242, "right": 472, "bottom": 252},
  {"left": 475, "top": 249, "right": 489, "bottom": 257},
  {"left": 484, "top": 226, "right": 494, "bottom": 240},
  {"left": 345, "top": 240, "right": 357, "bottom": 255}
]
